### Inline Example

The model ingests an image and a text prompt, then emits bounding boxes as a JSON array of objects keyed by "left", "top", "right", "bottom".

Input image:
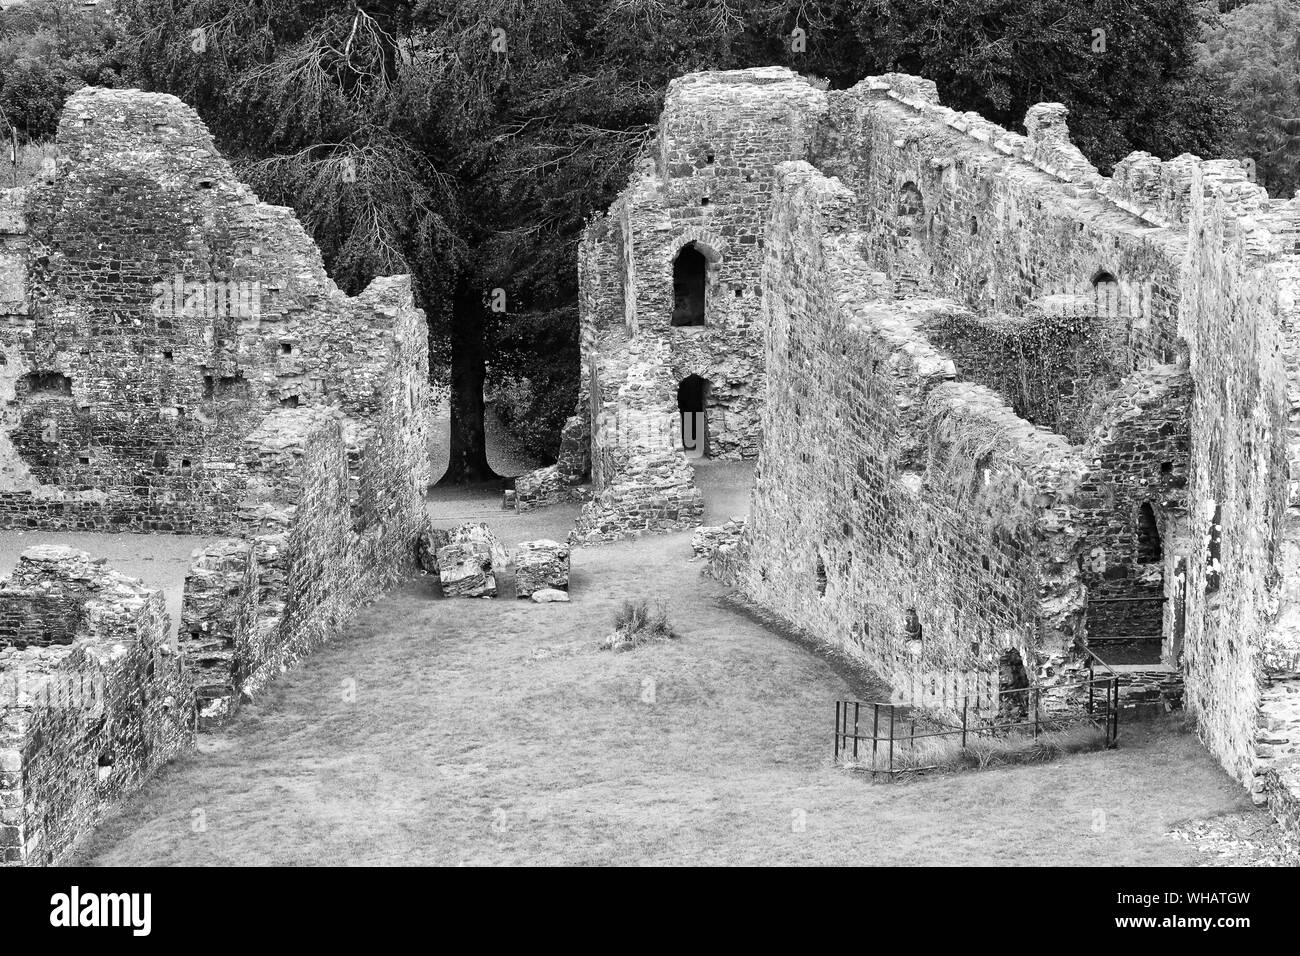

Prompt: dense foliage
[
  {"left": 0, "top": 0, "right": 123, "bottom": 140},
  {"left": 1197, "top": 0, "right": 1300, "bottom": 197}
]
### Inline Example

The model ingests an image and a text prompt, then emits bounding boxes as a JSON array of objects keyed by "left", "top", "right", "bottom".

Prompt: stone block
[
  {"left": 515, "top": 540, "right": 571, "bottom": 597},
  {"left": 448, "top": 522, "right": 510, "bottom": 568},
  {"left": 437, "top": 542, "right": 498, "bottom": 598}
]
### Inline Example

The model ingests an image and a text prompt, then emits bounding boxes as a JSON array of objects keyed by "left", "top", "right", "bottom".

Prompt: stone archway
[{"left": 671, "top": 244, "right": 708, "bottom": 326}]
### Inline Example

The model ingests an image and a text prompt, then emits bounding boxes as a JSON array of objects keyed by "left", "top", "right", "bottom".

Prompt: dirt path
[{"left": 68, "top": 488, "right": 1261, "bottom": 865}]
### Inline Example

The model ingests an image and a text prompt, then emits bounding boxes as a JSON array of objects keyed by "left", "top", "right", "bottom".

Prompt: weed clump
[{"left": 601, "top": 599, "right": 678, "bottom": 651}]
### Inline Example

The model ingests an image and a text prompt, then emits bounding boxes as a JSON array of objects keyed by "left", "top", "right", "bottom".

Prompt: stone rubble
[{"left": 514, "top": 539, "right": 571, "bottom": 598}]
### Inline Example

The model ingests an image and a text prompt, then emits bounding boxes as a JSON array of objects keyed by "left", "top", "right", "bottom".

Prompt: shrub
[{"left": 601, "top": 599, "right": 678, "bottom": 651}]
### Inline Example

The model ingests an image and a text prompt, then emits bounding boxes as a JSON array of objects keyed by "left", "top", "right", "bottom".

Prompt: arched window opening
[
  {"left": 671, "top": 243, "right": 707, "bottom": 326},
  {"left": 814, "top": 555, "right": 827, "bottom": 596},
  {"left": 1137, "top": 502, "right": 1162, "bottom": 563},
  {"left": 1091, "top": 270, "right": 1120, "bottom": 317},
  {"left": 677, "top": 374, "right": 709, "bottom": 458}
]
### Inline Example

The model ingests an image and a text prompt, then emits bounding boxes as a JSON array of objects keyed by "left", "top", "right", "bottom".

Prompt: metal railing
[{"left": 834, "top": 672, "right": 1119, "bottom": 777}]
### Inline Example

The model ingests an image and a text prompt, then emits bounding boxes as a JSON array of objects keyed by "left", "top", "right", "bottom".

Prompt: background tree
[
  {"left": 0, "top": 0, "right": 123, "bottom": 142},
  {"left": 1196, "top": 0, "right": 1300, "bottom": 197},
  {"left": 853, "top": 0, "right": 1240, "bottom": 174}
]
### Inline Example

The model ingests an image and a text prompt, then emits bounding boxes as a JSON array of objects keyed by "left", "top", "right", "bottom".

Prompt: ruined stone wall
[
  {"left": 180, "top": 404, "right": 425, "bottom": 726},
  {"left": 732, "top": 162, "right": 1086, "bottom": 694},
  {"left": 797, "top": 75, "right": 1206, "bottom": 664},
  {"left": 919, "top": 306, "right": 1127, "bottom": 443},
  {"left": 0, "top": 547, "right": 194, "bottom": 865},
  {"left": 813, "top": 80, "right": 1186, "bottom": 371},
  {"left": 623, "top": 67, "right": 828, "bottom": 459},
  {"left": 563, "top": 68, "right": 829, "bottom": 541},
  {"left": 0, "top": 87, "right": 432, "bottom": 731},
  {"left": 0, "top": 88, "right": 432, "bottom": 536},
  {"left": 1177, "top": 165, "right": 1300, "bottom": 800}
]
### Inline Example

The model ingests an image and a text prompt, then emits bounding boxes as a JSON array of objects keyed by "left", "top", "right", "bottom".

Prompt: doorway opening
[{"left": 677, "top": 375, "right": 709, "bottom": 458}]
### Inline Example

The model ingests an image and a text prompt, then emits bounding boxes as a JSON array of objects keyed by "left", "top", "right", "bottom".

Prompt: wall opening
[
  {"left": 898, "top": 182, "right": 924, "bottom": 219},
  {"left": 203, "top": 373, "right": 250, "bottom": 401},
  {"left": 671, "top": 243, "right": 707, "bottom": 326},
  {"left": 814, "top": 555, "right": 827, "bottom": 596},
  {"left": 1136, "top": 502, "right": 1162, "bottom": 563},
  {"left": 1091, "top": 270, "right": 1120, "bottom": 316},
  {"left": 998, "top": 648, "right": 1030, "bottom": 719},
  {"left": 22, "top": 372, "right": 73, "bottom": 397},
  {"left": 1205, "top": 502, "right": 1222, "bottom": 594},
  {"left": 904, "top": 607, "right": 922, "bottom": 645},
  {"left": 677, "top": 374, "right": 709, "bottom": 458}
]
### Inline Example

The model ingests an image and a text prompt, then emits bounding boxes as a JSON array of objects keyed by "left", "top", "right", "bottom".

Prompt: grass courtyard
[{"left": 66, "top": 493, "right": 1266, "bottom": 866}]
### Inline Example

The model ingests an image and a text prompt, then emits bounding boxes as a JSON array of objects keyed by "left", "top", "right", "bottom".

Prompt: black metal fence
[{"left": 834, "top": 667, "right": 1120, "bottom": 776}]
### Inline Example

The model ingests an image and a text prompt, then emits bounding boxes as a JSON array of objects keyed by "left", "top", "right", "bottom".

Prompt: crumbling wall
[
  {"left": 179, "top": 405, "right": 423, "bottom": 726},
  {"left": 570, "top": 337, "right": 703, "bottom": 544},
  {"left": 919, "top": 306, "right": 1127, "bottom": 443},
  {"left": 1178, "top": 163, "right": 1300, "bottom": 805},
  {"left": 0, "top": 89, "right": 431, "bottom": 728},
  {"left": 0, "top": 547, "right": 194, "bottom": 865},
  {"left": 558, "top": 68, "right": 829, "bottom": 540},
  {"left": 733, "top": 162, "right": 1086, "bottom": 696},
  {"left": 0, "top": 88, "right": 432, "bottom": 536},
  {"left": 814, "top": 81, "right": 1186, "bottom": 370}
]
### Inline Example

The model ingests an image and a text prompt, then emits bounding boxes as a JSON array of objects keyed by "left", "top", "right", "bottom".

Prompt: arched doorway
[
  {"left": 1091, "top": 270, "right": 1120, "bottom": 317},
  {"left": 671, "top": 244, "right": 707, "bottom": 326},
  {"left": 677, "top": 375, "right": 709, "bottom": 458}
]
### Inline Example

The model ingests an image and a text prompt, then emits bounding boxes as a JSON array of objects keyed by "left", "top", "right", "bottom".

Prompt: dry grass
[
  {"left": 62, "top": 477, "right": 1261, "bottom": 866},
  {"left": 840, "top": 723, "right": 1107, "bottom": 776}
]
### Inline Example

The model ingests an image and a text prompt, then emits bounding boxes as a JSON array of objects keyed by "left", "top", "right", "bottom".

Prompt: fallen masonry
[
  {"left": 436, "top": 541, "right": 498, "bottom": 598},
  {"left": 514, "top": 540, "right": 571, "bottom": 597}
]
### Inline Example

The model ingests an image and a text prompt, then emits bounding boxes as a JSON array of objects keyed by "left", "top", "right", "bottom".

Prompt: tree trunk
[{"left": 441, "top": 284, "right": 496, "bottom": 484}]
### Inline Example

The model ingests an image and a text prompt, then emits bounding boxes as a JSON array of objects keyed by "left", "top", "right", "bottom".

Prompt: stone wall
[
  {"left": 0, "top": 87, "right": 432, "bottom": 537},
  {"left": 179, "top": 405, "right": 426, "bottom": 726},
  {"left": 919, "top": 305, "right": 1127, "bottom": 443},
  {"left": 813, "top": 82, "right": 1186, "bottom": 371},
  {"left": 1177, "top": 161, "right": 1300, "bottom": 806},
  {"left": 0, "top": 546, "right": 194, "bottom": 865},
  {"left": 670, "top": 68, "right": 1294, "bottom": 828},
  {"left": 0, "top": 88, "right": 433, "bottom": 730},
  {"left": 562, "top": 68, "right": 828, "bottom": 542},
  {"left": 729, "top": 162, "right": 1087, "bottom": 697}
]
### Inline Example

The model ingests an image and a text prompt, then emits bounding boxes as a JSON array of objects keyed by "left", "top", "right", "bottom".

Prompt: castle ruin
[
  {"left": 550, "top": 67, "right": 1300, "bottom": 838},
  {"left": 0, "top": 88, "right": 432, "bottom": 863},
  {"left": 3, "top": 65, "right": 1300, "bottom": 863}
]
